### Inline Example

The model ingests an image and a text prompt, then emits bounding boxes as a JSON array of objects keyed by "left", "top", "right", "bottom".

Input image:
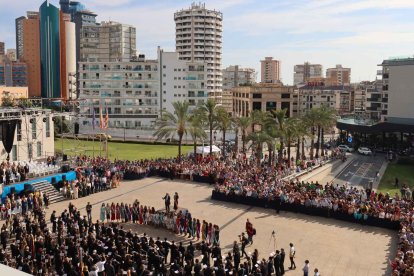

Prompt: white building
[
  {"left": 174, "top": 2, "right": 223, "bottom": 103},
  {"left": 78, "top": 48, "right": 210, "bottom": 138},
  {"left": 222, "top": 65, "right": 256, "bottom": 90},
  {"left": 0, "top": 108, "right": 54, "bottom": 161},
  {"left": 159, "top": 49, "right": 209, "bottom": 113}
]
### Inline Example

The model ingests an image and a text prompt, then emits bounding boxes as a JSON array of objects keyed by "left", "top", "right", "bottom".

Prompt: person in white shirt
[
  {"left": 289, "top": 243, "right": 296, "bottom": 269},
  {"left": 314, "top": 268, "right": 320, "bottom": 276}
]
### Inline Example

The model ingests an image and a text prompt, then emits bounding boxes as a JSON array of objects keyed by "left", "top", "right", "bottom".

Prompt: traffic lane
[{"left": 334, "top": 153, "right": 385, "bottom": 187}]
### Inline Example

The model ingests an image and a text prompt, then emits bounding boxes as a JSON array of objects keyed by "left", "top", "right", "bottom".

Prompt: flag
[
  {"left": 99, "top": 107, "right": 104, "bottom": 129},
  {"left": 105, "top": 107, "right": 109, "bottom": 129},
  {"left": 92, "top": 108, "right": 96, "bottom": 130}
]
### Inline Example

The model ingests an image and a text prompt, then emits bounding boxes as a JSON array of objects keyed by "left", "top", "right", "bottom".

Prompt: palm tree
[
  {"left": 284, "top": 117, "right": 300, "bottom": 165},
  {"left": 153, "top": 101, "right": 191, "bottom": 161},
  {"left": 215, "top": 107, "right": 233, "bottom": 158},
  {"left": 247, "top": 130, "right": 273, "bottom": 166},
  {"left": 319, "top": 106, "right": 337, "bottom": 157},
  {"left": 235, "top": 116, "right": 251, "bottom": 153},
  {"left": 188, "top": 111, "right": 207, "bottom": 159},
  {"left": 266, "top": 109, "right": 287, "bottom": 162},
  {"left": 199, "top": 99, "right": 218, "bottom": 155},
  {"left": 304, "top": 108, "right": 319, "bottom": 160},
  {"left": 251, "top": 109, "right": 266, "bottom": 132}
]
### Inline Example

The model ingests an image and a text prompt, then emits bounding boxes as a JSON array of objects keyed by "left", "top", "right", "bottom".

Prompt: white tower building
[{"left": 174, "top": 2, "right": 223, "bottom": 103}]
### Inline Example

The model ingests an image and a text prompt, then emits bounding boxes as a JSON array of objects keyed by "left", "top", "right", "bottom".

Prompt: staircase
[{"left": 31, "top": 180, "right": 66, "bottom": 204}]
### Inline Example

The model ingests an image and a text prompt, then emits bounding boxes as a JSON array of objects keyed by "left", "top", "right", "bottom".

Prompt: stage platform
[{"left": 0, "top": 171, "right": 76, "bottom": 200}]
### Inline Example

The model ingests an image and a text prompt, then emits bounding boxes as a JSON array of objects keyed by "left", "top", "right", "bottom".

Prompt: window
[
  {"left": 253, "top": 93, "right": 262, "bottom": 99},
  {"left": 37, "top": 141, "right": 42, "bottom": 157},
  {"left": 12, "top": 145, "right": 17, "bottom": 161},
  {"left": 32, "top": 120, "right": 36, "bottom": 139},
  {"left": 163, "top": 65, "right": 166, "bottom": 69},
  {"left": 28, "top": 143, "right": 33, "bottom": 159},
  {"left": 17, "top": 123, "right": 22, "bottom": 141},
  {"left": 253, "top": 102, "right": 262, "bottom": 110},
  {"left": 45, "top": 117, "right": 50, "bottom": 137},
  {"left": 281, "top": 93, "right": 290, "bottom": 99},
  {"left": 266, "top": 101, "right": 276, "bottom": 111}
]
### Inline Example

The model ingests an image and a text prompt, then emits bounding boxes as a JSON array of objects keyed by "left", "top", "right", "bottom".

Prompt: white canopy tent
[{"left": 195, "top": 145, "right": 221, "bottom": 154}]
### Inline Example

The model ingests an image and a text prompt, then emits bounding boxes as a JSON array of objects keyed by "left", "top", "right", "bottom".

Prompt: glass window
[
  {"left": 45, "top": 117, "right": 50, "bottom": 137},
  {"left": 32, "top": 120, "right": 36, "bottom": 139},
  {"left": 17, "top": 123, "right": 22, "bottom": 141},
  {"left": 28, "top": 143, "right": 33, "bottom": 159},
  {"left": 37, "top": 141, "right": 42, "bottom": 157}
]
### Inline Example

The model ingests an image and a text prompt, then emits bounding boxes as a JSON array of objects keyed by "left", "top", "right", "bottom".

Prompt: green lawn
[
  {"left": 55, "top": 138, "right": 192, "bottom": 160},
  {"left": 378, "top": 163, "right": 414, "bottom": 195}
]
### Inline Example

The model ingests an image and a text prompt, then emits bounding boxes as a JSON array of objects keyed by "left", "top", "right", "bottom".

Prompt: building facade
[
  {"left": 260, "top": 57, "right": 280, "bottom": 83},
  {"left": 222, "top": 65, "right": 255, "bottom": 90},
  {"left": 0, "top": 42, "right": 4, "bottom": 56},
  {"left": 293, "top": 62, "right": 323, "bottom": 86},
  {"left": 326, "top": 64, "right": 351, "bottom": 86},
  {"left": 15, "top": 16, "right": 25, "bottom": 60},
  {"left": 232, "top": 84, "right": 295, "bottom": 118},
  {"left": 296, "top": 85, "right": 353, "bottom": 115},
  {"left": 80, "top": 21, "right": 137, "bottom": 63},
  {"left": 0, "top": 56, "right": 28, "bottom": 87},
  {"left": 0, "top": 108, "right": 54, "bottom": 161},
  {"left": 174, "top": 3, "right": 223, "bottom": 103},
  {"left": 21, "top": 11, "right": 41, "bottom": 98}
]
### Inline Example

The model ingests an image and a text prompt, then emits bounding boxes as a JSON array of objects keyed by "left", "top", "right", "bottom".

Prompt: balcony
[{"left": 382, "top": 97, "right": 388, "bottom": 103}]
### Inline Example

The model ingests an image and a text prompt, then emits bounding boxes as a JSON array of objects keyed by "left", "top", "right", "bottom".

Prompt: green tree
[
  {"left": 1, "top": 95, "right": 15, "bottom": 107},
  {"left": 215, "top": 107, "right": 234, "bottom": 158},
  {"left": 304, "top": 108, "right": 320, "bottom": 160},
  {"left": 318, "top": 106, "right": 337, "bottom": 157},
  {"left": 265, "top": 109, "right": 288, "bottom": 162},
  {"left": 247, "top": 130, "right": 273, "bottom": 166},
  {"left": 153, "top": 101, "right": 191, "bottom": 161}
]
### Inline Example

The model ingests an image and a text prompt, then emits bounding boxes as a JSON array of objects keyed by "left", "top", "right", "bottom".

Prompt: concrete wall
[{"left": 388, "top": 65, "right": 414, "bottom": 124}]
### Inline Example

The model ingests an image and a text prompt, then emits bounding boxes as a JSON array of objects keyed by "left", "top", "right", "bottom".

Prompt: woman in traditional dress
[
  {"left": 106, "top": 203, "right": 111, "bottom": 221},
  {"left": 115, "top": 203, "right": 121, "bottom": 222},
  {"left": 110, "top": 203, "right": 116, "bottom": 221},
  {"left": 100, "top": 203, "right": 106, "bottom": 222}
]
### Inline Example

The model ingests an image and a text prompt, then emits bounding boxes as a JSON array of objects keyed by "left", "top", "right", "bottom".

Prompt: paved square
[{"left": 43, "top": 177, "right": 396, "bottom": 276}]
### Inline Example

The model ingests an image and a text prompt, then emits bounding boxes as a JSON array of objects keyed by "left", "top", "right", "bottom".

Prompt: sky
[{"left": 1, "top": 0, "right": 414, "bottom": 84}]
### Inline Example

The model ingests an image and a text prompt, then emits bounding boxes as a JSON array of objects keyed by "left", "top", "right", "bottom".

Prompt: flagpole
[{"left": 105, "top": 106, "right": 109, "bottom": 159}]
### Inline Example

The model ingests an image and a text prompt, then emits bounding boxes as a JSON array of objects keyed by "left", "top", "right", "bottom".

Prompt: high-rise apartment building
[
  {"left": 15, "top": 16, "right": 25, "bottom": 59},
  {"left": 21, "top": 11, "right": 41, "bottom": 97},
  {"left": 59, "top": 0, "right": 85, "bottom": 21},
  {"left": 80, "top": 21, "right": 136, "bottom": 62},
  {"left": 222, "top": 65, "right": 256, "bottom": 90},
  {"left": 293, "top": 62, "right": 323, "bottom": 86},
  {"left": 0, "top": 42, "right": 4, "bottom": 56},
  {"left": 260, "top": 57, "right": 280, "bottom": 83},
  {"left": 74, "top": 9, "right": 97, "bottom": 67},
  {"left": 326, "top": 64, "right": 351, "bottom": 86},
  {"left": 174, "top": 3, "right": 223, "bottom": 102}
]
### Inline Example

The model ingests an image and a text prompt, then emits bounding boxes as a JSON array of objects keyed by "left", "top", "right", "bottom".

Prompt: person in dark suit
[
  {"left": 163, "top": 193, "right": 171, "bottom": 213},
  {"left": 274, "top": 250, "right": 282, "bottom": 276},
  {"left": 280, "top": 248, "right": 286, "bottom": 274}
]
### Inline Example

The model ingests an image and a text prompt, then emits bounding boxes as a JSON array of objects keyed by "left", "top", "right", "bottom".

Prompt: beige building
[
  {"left": 0, "top": 108, "right": 54, "bottom": 161},
  {"left": 222, "top": 65, "right": 255, "bottom": 90},
  {"left": 296, "top": 85, "right": 353, "bottom": 115},
  {"left": 294, "top": 62, "right": 323, "bottom": 86},
  {"left": 0, "top": 86, "right": 28, "bottom": 105},
  {"left": 221, "top": 90, "right": 233, "bottom": 115},
  {"left": 232, "top": 83, "right": 295, "bottom": 117},
  {"left": 260, "top": 57, "right": 280, "bottom": 84},
  {"left": 326, "top": 64, "right": 351, "bottom": 86}
]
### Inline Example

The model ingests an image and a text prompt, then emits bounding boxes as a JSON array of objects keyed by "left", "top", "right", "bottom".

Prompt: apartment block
[
  {"left": 293, "top": 62, "right": 323, "bottom": 86},
  {"left": 326, "top": 64, "right": 351, "bottom": 86},
  {"left": 222, "top": 65, "right": 256, "bottom": 90},
  {"left": 260, "top": 57, "right": 280, "bottom": 84}
]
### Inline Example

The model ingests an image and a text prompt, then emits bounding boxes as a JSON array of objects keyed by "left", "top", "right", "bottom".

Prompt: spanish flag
[
  {"left": 105, "top": 107, "right": 109, "bottom": 129},
  {"left": 99, "top": 107, "right": 104, "bottom": 129}
]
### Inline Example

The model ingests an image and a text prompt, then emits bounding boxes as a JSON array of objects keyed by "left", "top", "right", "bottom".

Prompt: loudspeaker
[
  {"left": 51, "top": 177, "right": 56, "bottom": 185},
  {"left": 63, "top": 154, "right": 68, "bottom": 161}
]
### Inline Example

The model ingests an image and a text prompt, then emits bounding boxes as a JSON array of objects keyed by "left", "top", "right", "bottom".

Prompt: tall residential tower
[{"left": 174, "top": 3, "right": 223, "bottom": 102}]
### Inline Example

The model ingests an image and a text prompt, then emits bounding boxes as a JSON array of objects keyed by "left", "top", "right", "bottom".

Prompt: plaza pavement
[{"left": 42, "top": 177, "right": 396, "bottom": 276}]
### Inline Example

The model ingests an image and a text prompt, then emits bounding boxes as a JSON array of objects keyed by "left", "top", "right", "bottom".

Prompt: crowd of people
[{"left": 0, "top": 161, "right": 29, "bottom": 185}]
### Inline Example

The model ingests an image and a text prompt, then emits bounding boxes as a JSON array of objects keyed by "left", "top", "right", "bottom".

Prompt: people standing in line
[
  {"left": 245, "top": 219, "right": 254, "bottom": 245},
  {"left": 174, "top": 192, "right": 179, "bottom": 211},
  {"left": 303, "top": 260, "right": 310, "bottom": 276},
  {"left": 86, "top": 202, "right": 92, "bottom": 224},
  {"left": 289, "top": 243, "right": 296, "bottom": 269},
  {"left": 163, "top": 193, "right": 171, "bottom": 213}
]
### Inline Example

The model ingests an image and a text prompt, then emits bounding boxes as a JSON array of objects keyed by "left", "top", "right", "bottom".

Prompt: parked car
[
  {"left": 358, "top": 147, "right": 372, "bottom": 155},
  {"left": 337, "top": 145, "right": 354, "bottom": 152}
]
